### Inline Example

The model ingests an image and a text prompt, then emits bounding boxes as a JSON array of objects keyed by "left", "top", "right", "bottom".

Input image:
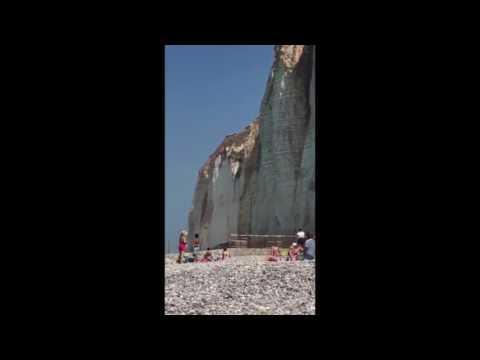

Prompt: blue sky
[{"left": 165, "top": 45, "right": 274, "bottom": 253}]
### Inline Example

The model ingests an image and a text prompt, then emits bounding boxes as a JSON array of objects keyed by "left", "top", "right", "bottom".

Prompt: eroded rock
[{"left": 188, "top": 45, "right": 315, "bottom": 248}]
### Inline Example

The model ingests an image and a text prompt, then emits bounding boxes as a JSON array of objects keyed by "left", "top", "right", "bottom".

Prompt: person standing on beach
[
  {"left": 192, "top": 233, "right": 201, "bottom": 262},
  {"left": 177, "top": 230, "right": 188, "bottom": 264}
]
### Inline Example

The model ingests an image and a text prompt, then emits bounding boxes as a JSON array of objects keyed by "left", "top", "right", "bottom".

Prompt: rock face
[{"left": 188, "top": 45, "right": 315, "bottom": 248}]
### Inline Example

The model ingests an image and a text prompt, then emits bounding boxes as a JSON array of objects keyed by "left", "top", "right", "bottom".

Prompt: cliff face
[{"left": 188, "top": 45, "right": 315, "bottom": 248}]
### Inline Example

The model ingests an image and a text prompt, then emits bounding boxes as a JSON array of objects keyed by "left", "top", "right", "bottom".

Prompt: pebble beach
[{"left": 165, "top": 255, "right": 316, "bottom": 315}]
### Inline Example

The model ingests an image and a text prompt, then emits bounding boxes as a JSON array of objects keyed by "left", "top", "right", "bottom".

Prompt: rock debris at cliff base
[{"left": 165, "top": 256, "right": 315, "bottom": 315}]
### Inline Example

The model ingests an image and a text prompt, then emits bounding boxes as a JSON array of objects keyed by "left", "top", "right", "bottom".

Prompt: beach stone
[{"left": 165, "top": 255, "right": 315, "bottom": 315}]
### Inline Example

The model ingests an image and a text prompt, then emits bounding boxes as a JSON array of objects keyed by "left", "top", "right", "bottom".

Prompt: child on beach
[
  {"left": 192, "top": 233, "right": 201, "bottom": 262},
  {"left": 177, "top": 230, "right": 188, "bottom": 264}
]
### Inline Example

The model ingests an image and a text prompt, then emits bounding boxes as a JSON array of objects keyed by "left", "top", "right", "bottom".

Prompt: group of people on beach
[
  {"left": 266, "top": 228, "right": 316, "bottom": 262},
  {"left": 177, "top": 231, "right": 230, "bottom": 264},
  {"left": 176, "top": 228, "right": 315, "bottom": 264}
]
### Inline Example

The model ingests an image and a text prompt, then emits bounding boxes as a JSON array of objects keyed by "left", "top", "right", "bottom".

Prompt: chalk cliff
[{"left": 188, "top": 45, "right": 315, "bottom": 248}]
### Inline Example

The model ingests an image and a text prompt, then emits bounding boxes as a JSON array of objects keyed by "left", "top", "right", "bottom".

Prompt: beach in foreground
[{"left": 165, "top": 255, "right": 315, "bottom": 315}]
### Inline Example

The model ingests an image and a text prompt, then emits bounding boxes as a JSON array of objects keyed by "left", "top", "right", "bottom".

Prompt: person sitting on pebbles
[
  {"left": 292, "top": 242, "right": 304, "bottom": 261},
  {"left": 296, "top": 243, "right": 305, "bottom": 261},
  {"left": 201, "top": 247, "right": 213, "bottom": 262},
  {"left": 288, "top": 242, "right": 298, "bottom": 261},
  {"left": 303, "top": 232, "right": 315, "bottom": 260},
  {"left": 267, "top": 246, "right": 281, "bottom": 261}
]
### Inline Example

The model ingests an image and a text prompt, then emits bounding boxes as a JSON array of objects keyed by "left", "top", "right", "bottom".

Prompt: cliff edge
[{"left": 188, "top": 45, "right": 315, "bottom": 248}]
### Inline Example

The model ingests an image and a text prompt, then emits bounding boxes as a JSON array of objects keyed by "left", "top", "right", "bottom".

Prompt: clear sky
[{"left": 165, "top": 45, "right": 274, "bottom": 253}]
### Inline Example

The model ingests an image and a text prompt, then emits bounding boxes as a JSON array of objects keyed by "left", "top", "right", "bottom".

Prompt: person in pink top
[{"left": 177, "top": 230, "right": 188, "bottom": 264}]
